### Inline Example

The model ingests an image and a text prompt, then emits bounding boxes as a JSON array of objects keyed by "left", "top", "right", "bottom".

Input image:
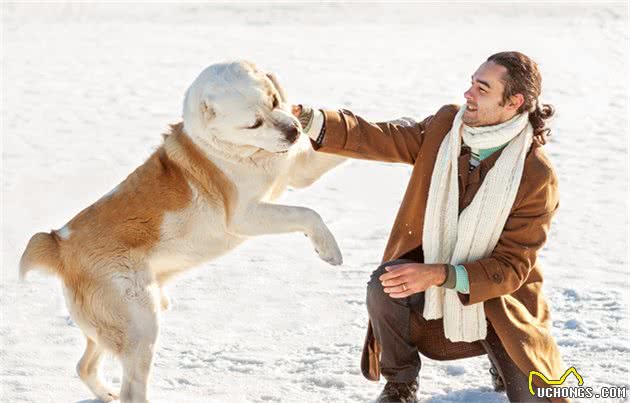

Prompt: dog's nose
[{"left": 284, "top": 125, "right": 299, "bottom": 144}]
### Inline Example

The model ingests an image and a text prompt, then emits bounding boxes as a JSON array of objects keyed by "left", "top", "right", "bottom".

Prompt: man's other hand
[{"left": 379, "top": 263, "right": 448, "bottom": 298}]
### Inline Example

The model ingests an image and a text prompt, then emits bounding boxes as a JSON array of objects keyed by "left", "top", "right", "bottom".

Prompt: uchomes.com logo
[{"left": 529, "top": 367, "right": 628, "bottom": 400}]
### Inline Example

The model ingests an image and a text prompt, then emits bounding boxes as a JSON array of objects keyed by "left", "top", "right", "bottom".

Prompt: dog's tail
[{"left": 19, "top": 231, "right": 63, "bottom": 281}]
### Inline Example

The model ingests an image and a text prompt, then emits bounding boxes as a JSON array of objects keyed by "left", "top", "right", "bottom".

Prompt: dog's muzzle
[{"left": 282, "top": 124, "right": 300, "bottom": 145}]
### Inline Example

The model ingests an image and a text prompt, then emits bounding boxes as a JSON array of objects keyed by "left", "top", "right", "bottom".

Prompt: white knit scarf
[{"left": 422, "top": 106, "right": 533, "bottom": 342}]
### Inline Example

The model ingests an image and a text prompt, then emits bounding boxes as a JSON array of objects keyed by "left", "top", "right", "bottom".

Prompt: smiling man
[{"left": 294, "top": 51, "right": 567, "bottom": 403}]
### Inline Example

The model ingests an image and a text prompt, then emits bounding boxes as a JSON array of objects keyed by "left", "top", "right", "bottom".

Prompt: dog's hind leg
[
  {"left": 118, "top": 282, "right": 160, "bottom": 403},
  {"left": 77, "top": 336, "right": 119, "bottom": 402},
  {"left": 119, "top": 314, "right": 159, "bottom": 403}
]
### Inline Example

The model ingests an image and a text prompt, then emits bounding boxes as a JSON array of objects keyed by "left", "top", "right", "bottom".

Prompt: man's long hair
[{"left": 487, "top": 51, "right": 554, "bottom": 145}]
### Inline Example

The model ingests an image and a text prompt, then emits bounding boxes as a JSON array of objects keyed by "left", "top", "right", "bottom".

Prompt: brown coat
[{"left": 313, "top": 104, "right": 567, "bottom": 399}]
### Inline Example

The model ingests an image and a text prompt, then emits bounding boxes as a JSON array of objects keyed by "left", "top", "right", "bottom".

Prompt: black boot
[
  {"left": 376, "top": 379, "right": 419, "bottom": 403},
  {"left": 489, "top": 362, "right": 505, "bottom": 392}
]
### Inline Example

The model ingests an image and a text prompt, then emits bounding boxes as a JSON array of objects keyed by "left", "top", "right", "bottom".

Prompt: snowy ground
[{"left": 1, "top": 2, "right": 629, "bottom": 402}]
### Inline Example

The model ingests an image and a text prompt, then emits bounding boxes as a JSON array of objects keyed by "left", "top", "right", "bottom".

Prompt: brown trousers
[{"left": 366, "top": 260, "right": 549, "bottom": 402}]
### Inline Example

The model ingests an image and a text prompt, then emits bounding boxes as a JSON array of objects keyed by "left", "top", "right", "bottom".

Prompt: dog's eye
[
  {"left": 272, "top": 95, "right": 279, "bottom": 109},
  {"left": 247, "top": 117, "right": 264, "bottom": 129}
]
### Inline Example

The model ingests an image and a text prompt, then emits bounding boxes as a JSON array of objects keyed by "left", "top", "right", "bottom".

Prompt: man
[{"left": 293, "top": 52, "right": 567, "bottom": 403}]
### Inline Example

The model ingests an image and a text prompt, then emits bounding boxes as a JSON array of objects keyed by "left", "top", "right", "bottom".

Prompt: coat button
[{"left": 492, "top": 273, "right": 502, "bottom": 283}]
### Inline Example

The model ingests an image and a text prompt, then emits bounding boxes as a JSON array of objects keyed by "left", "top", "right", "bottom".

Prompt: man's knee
[
  {"left": 366, "top": 259, "right": 417, "bottom": 315},
  {"left": 366, "top": 265, "right": 387, "bottom": 312}
]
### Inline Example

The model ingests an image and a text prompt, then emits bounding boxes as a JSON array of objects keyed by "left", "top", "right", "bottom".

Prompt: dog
[{"left": 19, "top": 61, "right": 345, "bottom": 403}]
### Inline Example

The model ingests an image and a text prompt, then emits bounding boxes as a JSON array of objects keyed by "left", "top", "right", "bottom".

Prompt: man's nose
[{"left": 464, "top": 88, "right": 474, "bottom": 102}]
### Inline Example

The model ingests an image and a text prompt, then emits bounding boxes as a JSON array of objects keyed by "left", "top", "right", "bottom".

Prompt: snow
[{"left": 1, "top": 2, "right": 628, "bottom": 402}]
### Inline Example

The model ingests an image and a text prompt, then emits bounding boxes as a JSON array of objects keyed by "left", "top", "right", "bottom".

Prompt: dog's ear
[
  {"left": 200, "top": 99, "right": 216, "bottom": 122},
  {"left": 266, "top": 73, "right": 287, "bottom": 103}
]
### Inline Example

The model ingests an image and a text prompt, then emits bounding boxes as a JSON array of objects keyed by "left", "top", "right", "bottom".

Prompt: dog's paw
[
  {"left": 318, "top": 247, "right": 343, "bottom": 266},
  {"left": 96, "top": 389, "right": 119, "bottom": 402},
  {"left": 309, "top": 226, "right": 343, "bottom": 266}
]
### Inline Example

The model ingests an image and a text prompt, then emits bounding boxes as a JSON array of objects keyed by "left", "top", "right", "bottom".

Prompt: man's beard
[
  {"left": 463, "top": 111, "right": 504, "bottom": 128},
  {"left": 462, "top": 113, "right": 481, "bottom": 127}
]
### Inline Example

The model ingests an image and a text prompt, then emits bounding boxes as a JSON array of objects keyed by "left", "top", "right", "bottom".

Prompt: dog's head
[{"left": 183, "top": 61, "right": 301, "bottom": 154}]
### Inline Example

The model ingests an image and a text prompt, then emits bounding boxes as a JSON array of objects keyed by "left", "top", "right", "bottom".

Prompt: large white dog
[{"left": 20, "top": 61, "right": 344, "bottom": 403}]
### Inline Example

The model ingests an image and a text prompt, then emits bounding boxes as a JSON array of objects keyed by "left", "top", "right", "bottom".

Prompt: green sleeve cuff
[{"left": 454, "top": 264, "right": 470, "bottom": 294}]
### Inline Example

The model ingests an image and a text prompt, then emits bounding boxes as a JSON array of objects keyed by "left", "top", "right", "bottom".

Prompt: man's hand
[
  {"left": 291, "top": 104, "right": 302, "bottom": 118},
  {"left": 379, "top": 263, "right": 447, "bottom": 298}
]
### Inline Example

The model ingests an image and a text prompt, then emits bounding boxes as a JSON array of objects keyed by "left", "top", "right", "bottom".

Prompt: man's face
[{"left": 463, "top": 61, "right": 519, "bottom": 127}]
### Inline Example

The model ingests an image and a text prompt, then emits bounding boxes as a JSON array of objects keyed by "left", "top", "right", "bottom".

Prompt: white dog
[{"left": 20, "top": 61, "right": 344, "bottom": 403}]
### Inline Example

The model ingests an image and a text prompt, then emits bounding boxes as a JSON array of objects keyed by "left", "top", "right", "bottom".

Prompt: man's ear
[
  {"left": 507, "top": 93, "right": 525, "bottom": 111},
  {"left": 200, "top": 99, "right": 216, "bottom": 122}
]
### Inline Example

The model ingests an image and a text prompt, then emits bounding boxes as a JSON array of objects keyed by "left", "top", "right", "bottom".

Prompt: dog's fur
[{"left": 20, "top": 61, "right": 344, "bottom": 403}]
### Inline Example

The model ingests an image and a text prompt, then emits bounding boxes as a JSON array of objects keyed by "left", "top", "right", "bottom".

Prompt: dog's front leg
[
  {"left": 229, "top": 203, "right": 342, "bottom": 265},
  {"left": 289, "top": 139, "right": 346, "bottom": 188}
]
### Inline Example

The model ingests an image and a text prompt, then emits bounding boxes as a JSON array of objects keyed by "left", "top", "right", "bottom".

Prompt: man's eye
[
  {"left": 479, "top": 88, "right": 486, "bottom": 93},
  {"left": 248, "top": 117, "right": 263, "bottom": 129},
  {"left": 272, "top": 95, "right": 279, "bottom": 109}
]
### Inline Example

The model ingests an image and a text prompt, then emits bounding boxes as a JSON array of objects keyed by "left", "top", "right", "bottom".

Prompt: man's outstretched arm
[{"left": 295, "top": 105, "right": 436, "bottom": 165}]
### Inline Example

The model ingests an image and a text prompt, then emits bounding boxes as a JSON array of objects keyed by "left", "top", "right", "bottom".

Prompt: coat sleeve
[
  {"left": 457, "top": 155, "right": 560, "bottom": 306},
  {"left": 310, "top": 108, "right": 437, "bottom": 165}
]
